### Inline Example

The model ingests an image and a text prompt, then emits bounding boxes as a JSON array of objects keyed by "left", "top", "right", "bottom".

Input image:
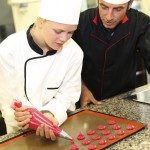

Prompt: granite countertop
[{"left": 1, "top": 84, "right": 150, "bottom": 150}]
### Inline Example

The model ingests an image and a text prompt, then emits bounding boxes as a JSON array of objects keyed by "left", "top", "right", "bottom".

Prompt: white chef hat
[
  {"left": 38, "top": 0, "right": 82, "bottom": 25},
  {"left": 103, "top": 0, "right": 130, "bottom": 4}
]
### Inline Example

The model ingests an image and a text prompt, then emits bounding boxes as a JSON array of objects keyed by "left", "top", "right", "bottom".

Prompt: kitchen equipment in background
[
  {"left": 124, "top": 88, "right": 150, "bottom": 104},
  {"left": 135, "top": 53, "right": 147, "bottom": 87},
  {"left": 8, "top": 0, "right": 41, "bottom": 32},
  {"left": 0, "top": 0, "right": 15, "bottom": 42}
]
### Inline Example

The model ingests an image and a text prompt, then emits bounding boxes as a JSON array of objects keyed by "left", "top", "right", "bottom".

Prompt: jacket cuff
[{"left": 42, "top": 104, "right": 67, "bottom": 126}]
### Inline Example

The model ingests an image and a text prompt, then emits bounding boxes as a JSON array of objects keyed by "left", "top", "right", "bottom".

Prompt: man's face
[{"left": 98, "top": 0, "right": 131, "bottom": 30}]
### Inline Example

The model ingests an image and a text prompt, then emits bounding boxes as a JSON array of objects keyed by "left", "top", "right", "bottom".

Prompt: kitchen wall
[
  {"left": 8, "top": 0, "right": 41, "bottom": 32},
  {"left": 141, "top": 0, "right": 150, "bottom": 15},
  {"left": 0, "top": 0, "right": 15, "bottom": 42}
]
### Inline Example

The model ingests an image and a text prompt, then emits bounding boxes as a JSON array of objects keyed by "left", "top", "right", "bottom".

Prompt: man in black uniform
[{"left": 73, "top": 0, "right": 150, "bottom": 107}]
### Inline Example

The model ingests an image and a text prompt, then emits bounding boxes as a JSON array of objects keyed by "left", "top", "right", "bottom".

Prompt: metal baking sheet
[{"left": 0, "top": 110, "right": 145, "bottom": 150}]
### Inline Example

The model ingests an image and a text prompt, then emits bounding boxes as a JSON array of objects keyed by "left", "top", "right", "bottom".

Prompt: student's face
[
  {"left": 98, "top": 0, "right": 132, "bottom": 30},
  {"left": 41, "top": 20, "right": 77, "bottom": 50}
]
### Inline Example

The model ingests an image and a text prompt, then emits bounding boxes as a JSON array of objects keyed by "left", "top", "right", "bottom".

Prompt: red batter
[
  {"left": 92, "top": 134, "right": 100, "bottom": 140},
  {"left": 70, "top": 139, "right": 75, "bottom": 144},
  {"left": 126, "top": 125, "right": 135, "bottom": 130},
  {"left": 117, "top": 130, "right": 125, "bottom": 135},
  {"left": 102, "top": 129, "right": 110, "bottom": 135},
  {"left": 87, "top": 129, "right": 95, "bottom": 135},
  {"left": 113, "top": 124, "right": 121, "bottom": 130},
  {"left": 77, "top": 132, "right": 85, "bottom": 140},
  {"left": 98, "top": 125, "right": 106, "bottom": 130},
  {"left": 82, "top": 139, "right": 90, "bottom": 145},
  {"left": 108, "top": 120, "right": 116, "bottom": 125},
  {"left": 98, "top": 139, "right": 107, "bottom": 145},
  {"left": 108, "top": 134, "right": 115, "bottom": 140},
  {"left": 88, "top": 144, "right": 97, "bottom": 150},
  {"left": 70, "top": 144, "right": 79, "bottom": 150}
]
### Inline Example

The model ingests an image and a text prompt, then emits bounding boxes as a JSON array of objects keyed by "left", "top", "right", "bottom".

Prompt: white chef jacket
[{"left": 0, "top": 27, "right": 83, "bottom": 133}]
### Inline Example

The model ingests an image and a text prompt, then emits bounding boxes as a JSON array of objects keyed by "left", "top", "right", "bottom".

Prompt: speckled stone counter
[{"left": 1, "top": 84, "right": 150, "bottom": 150}]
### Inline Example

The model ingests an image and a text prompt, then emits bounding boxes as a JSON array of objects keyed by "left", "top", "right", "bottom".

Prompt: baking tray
[{"left": 0, "top": 110, "right": 145, "bottom": 150}]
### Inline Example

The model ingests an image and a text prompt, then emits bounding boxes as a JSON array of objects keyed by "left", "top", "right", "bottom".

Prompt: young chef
[
  {"left": 0, "top": 0, "right": 83, "bottom": 141},
  {"left": 73, "top": 0, "right": 150, "bottom": 107}
]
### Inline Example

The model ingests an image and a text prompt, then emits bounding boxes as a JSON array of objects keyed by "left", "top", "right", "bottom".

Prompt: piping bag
[{"left": 12, "top": 100, "right": 72, "bottom": 140}]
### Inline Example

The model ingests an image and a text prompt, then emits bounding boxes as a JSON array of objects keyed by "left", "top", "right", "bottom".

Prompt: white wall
[
  {"left": 8, "top": 0, "right": 41, "bottom": 32},
  {"left": 141, "top": 0, "right": 150, "bottom": 15}
]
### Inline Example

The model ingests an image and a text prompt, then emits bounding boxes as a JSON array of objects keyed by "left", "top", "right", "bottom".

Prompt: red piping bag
[{"left": 12, "top": 100, "right": 72, "bottom": 140}]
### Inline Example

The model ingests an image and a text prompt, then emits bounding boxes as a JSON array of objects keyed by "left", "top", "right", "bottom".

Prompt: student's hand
[
  {"left": 81, "top": 82, "right": 101, "bottom": 107},
  {"left": 14, "top": 106, "right": 32, "bottom": 130},
  {"left": 36, "top": 111, "right": 59, "bottom": 141}
]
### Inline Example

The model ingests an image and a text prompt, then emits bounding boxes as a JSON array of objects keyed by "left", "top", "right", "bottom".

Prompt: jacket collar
[
  {"left": 93, "top": 9, "right": 129, "bottom": 26},
  {"left": 26, "top": 24, "right": 57, "bottom": 56},
  {"left": 91, "top": 8, "right": 130, "bottom": 44}
]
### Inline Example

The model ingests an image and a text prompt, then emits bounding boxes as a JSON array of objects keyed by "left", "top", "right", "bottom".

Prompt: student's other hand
[
  {"left": 36, "top": 111, "right": 59, "bottom": 141},
  {"left": 81, "top": 82, "right": 101, "bottom": 107},
  {"left": 14, "top": 106, "right": 32, "bottom": 130}
]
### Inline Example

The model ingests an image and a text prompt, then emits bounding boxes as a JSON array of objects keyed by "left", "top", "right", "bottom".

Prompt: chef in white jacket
[{"left": 0, "top": 0, "right": 83, "bottom": 141}]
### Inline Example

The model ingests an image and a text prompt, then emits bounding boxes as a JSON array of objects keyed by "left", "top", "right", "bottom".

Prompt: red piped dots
[
  {"left": 92, "top": 134, "right": 100, "bottom": 140},
  {"left": 98, "top": 125, "right": 106, "bottom": 130},
  {"left": 108, "top": 120, "right": 116, "bottom": 125},
  {"left": 108, "top": 134, "right": 115, "bottom": 140},
  {"left": 126, "top": 125, "right": 135, "bottom": 130},
  {"left": 113, "top": 124, "right": 121, "bottom": 130},
  {"left": 77, "top": 132, "right": 85, "bottom": 140},
  {"left": 98, "top": 139, "right": 107, "bottom": 145},
  {"left": 70, "top": 144, "right": 79, "bottom": 150},
  {"left": 70, "top": 139, "right": 75, "bottom": 144},
  {"left": 88, "top": 144, "right": 97, "bottom": 150},
  {"left": 87, "top": 129, "right": 95, "bottom": 135},
  {"left": 101, "top": 129, "right": 110, "bottom": 135},
  {"left": 82, "top": 139, "right": 91, "bottom": 145},
  {"left": 117, "top": 130, "right": 125, "bottom": 135}
]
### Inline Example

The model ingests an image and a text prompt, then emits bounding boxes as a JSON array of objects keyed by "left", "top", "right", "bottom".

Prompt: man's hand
[
  {"left": 36, "top": 111, "right": 59, "bottom": 141},
  {"left": 80, "top": 82, "right": 101, "bottom": 107}
]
